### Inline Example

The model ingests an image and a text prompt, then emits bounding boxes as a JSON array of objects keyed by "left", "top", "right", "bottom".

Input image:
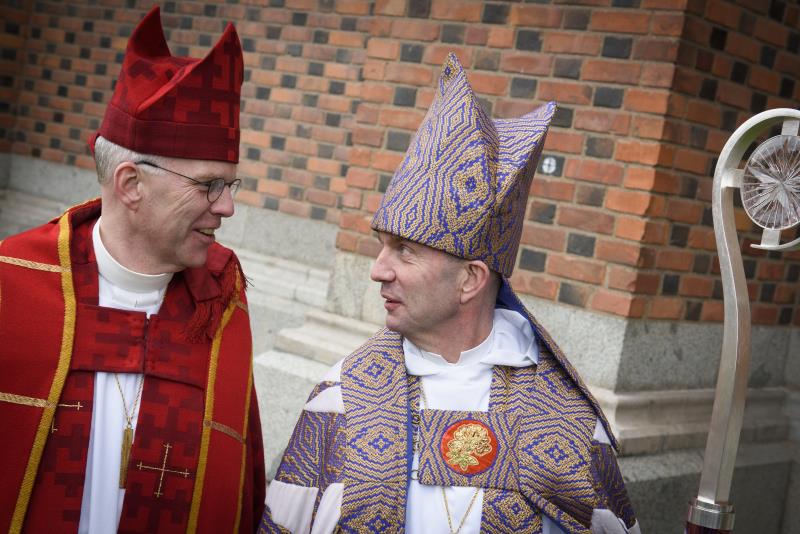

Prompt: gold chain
[
  {"left": 416, "top": 379, "right": 481, "bottom": 534},
  {"left": 114, "top": 373, "right": 144, "bottom": 426}
]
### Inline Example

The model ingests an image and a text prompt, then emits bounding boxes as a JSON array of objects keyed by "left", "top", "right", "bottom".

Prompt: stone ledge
[{"left": 595, "top": 385, "right": 790, "bottom": 455}]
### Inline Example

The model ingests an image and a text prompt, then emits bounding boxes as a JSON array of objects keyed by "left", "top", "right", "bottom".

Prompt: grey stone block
[
  {"left": 9, "top": 154, "right": 99, "bottom": 205},
  {"left": 253, "top": 350, "right": 330, "bottom": 479},
  {"left": 217, "top": 203, "right": 337, "bottom": 270}
]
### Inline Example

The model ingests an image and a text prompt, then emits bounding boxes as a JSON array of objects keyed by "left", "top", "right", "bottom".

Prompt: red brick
[
  {"left": 465, "top": 27, "right": 488, "bottom": 46},
  {"left": 725, "top": 33, "right": 759, "bottom": 63},
  {"left": 337, "top": 0, "right": 372, "bottom": 15},
  {"left": 608, "top": 266, "right": 659, "bottom": 294},
  {"left": 391, "top": 20, "right": 440, "bottom": 41},
  {"left": 564, "top": 159, "right": 624, "bottom": 185},
  {"left": 615, "top": 216, "right": 668, "bottom": 244},
  {"left": 385, "top": 63, "right": 434, "bottom": 86},
  {"left": 648, "top": 296, "right": 684, "bottom": 319},
  {"left": 356, "top": 103, "right": 379, "bottom": 124},
  {"left": 379, "top": 109, "right": 424, "bottom": 130},
  {"left": 656, "top": 250, "right": 694, "bottom": 271},
  {"left": 520, "top": 224, "right": 566, "bottom": 252},
  {"left": 543, "top": 33, "right": 602, "bottom": 55},
  {"left": 371, "top": 151, "right": 404, "bottom": 172},
  {"left": 625, "top": 89, "right": 670, "bottom": 114},
  {"left": 357, "top": 236, "right": 382, "bottom": 257},
  {"left": 605, "top": 189, "right": 662, "bottom": 216},
  {"left": 375, "top": 0, "right": 407, "bottom": 16},
  {"left": 341, "top": 190, "right": 362, "bottom": 208},
  {"left": 547, "top": 254, "right": 605, "bottom": 284},
  {"left": 666, "top": 199, "right": 704, "bottom": 224},
  {"left": 615, "top": 140, "right": 663, "bottom": 165},
  {"left": 633, "top": 39, "right": 680, "bottom": 62},
  {"left": 715, "top": 81, "right": 751, "bottom": 110},
  {"left": 468, "top": 72, "right": 509, "bottom": 96},
  {"left": 630, "top": 116, "right": 666, "bottom": 140},
  {"left": 706, "top": 0, "right": 740, "bottom": 28},
  {"left": 591, "top": 290, "right": 646, "bottom": 318},
  {"left": 366, "top": 39, "right": 399, "bottom": 60},
  {"left": 673, "top": 148, "right": 709, "bottom": 175},
  {"left": 749, "top": 66, "right": 780, "bottom": 94},
  {"left": 499, "top": 53, "right": 552, "bottom": 76},
  {"left": 532, "top": 179, "right": 575, "bottom": 202},
  {"left": 486, "top": 27, "right": 514, "bottom": 48},
  {"left": 361, "top": 83, "right": 393, "bottom": 103},
  {"left": 595, "top": 239, "right": 645, "bottom": 267},
  {"left": 590, "top": 11, "right": 651, "bottom": 34},
  {"left": 754, "top": 17, "right": 789, "bottom": 48},
  {"left": 757, "top": 262, "right": 785, "bottom": 281},
  {"left": 558, "top": 206, "right": 615, "bottom": 235},
  {"left": 545, "top": 131, "right": 585, "bottom": 154},
  {"left": 430, "top": 0, "right": 482, "bottom": 22},
  {"left": 680, "top": 276, "right": 713, "bottom": 297},
  {"left": 509, "top": 5, "right": 562, "bottom": 27},
  {"left": 280, "top": 199, "right": 312, "bottom": 218},
  {"left": 651, "top": 13, "right": 685, "bottom": 36},
  {"left": 700, "top": 301, "right": 724, "bottom": 322},
  {"left": 538, "top": 81, "right": 592, "bottom": 105},
  {"left": 573, "top": 110, "right": 630, "bottom": 135},
  {"left": 582, "top": 60, "right": 641, "bottom": 85},
  {"left": 508, "top": 271, "right": 559, "bottom": 300},
  {"left": 773, "top": 284, "right": 796, "bottom": 304},
  {"left": 424, "top": 45, "right": 473, "bottom": 66},
  {"left": 687, "top": 227, "right": 717, "bottom": 251},
  {"left": 346, "top": 167, "right": 378, "bottom": 189},
  {"left": 336, "top": 230, "right": 360, "bottom": 253},
  {"left": 495, "top": 100, "right": 542, "bottom": 119}
]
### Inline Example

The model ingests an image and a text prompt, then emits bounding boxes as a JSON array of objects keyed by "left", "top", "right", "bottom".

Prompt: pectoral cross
[
  {"left": 50, "top": 401, "right": 84, "bottom": 433},
  {"left": 137, "top": 442, "right": 192, "bottom": 497}
]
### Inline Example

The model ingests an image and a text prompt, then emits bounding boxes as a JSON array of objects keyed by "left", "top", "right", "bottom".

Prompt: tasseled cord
[{"left": 184, "top": 256, "right": 246, "bottom": 343}]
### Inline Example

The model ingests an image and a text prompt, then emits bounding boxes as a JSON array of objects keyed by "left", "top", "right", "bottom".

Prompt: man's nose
[
  {"left": 370, "top": 247, "right": 394, "bottom": 282},
  {"left": 210, "top": 186, "right": 235, "bottom": 217}
]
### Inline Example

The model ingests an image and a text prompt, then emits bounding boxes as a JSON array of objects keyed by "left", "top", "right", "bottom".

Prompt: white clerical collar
[
  {"left": 404, "top": 308, "right": 539, "bottom": 376},
  {"left": 93, "top": 217, "right": 173, "bottom": 294}
]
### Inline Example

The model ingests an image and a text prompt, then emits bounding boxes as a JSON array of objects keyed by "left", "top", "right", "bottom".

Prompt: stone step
[
  {"left": 252, "top": 349, "right": 330, "bottom": 477},
  {"left": 273, "top": 309, "right": 379, "bottom": 366},
  {"left": 0, "top": 189, "right": 67, "bottom": 238}
]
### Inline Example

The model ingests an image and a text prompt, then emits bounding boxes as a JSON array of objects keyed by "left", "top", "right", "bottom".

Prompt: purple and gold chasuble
[{"left": 260, "top": 282, "right": 637, "bottom": 533}]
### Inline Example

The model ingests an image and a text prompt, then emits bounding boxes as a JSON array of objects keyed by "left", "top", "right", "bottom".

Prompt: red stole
[{"left": 0, "top": 200, "right": 265, "bottom": 533}]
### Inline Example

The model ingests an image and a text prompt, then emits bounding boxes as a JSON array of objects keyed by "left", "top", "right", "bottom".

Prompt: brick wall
[{"left": 2, "top": 0, "right": 798, "bottom": 326}]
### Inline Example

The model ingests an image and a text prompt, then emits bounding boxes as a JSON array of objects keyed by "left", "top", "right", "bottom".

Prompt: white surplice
[{"left": 77, "top": 218, "right": 172, "bottom": 534}]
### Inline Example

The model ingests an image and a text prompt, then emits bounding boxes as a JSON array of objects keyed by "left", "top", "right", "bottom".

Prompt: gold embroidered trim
[
  {"left": 235, "top": 299, "right": 248, "bottom": 314},
  {"left": 10, "top": 212, "right": 76, "bottom": 534},
  {"left": 233, "top": 364, "right": 254, "bottom": 534},
  {"left": 187, "top": 272, "right": 241, "bottom": 534},
  {"left": 204, "top": 420, "right": 245, "bottom": 444},
  {"left": 0, "top": 255, "right": 69, "bottom": 272},
  {"left": 0, "top": 392, "right": 55, "bottom": 409}
]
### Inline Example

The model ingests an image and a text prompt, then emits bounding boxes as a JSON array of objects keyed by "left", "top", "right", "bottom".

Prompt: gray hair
[{"left": 93, "top": 136, "right": 166, "bottom": 184}]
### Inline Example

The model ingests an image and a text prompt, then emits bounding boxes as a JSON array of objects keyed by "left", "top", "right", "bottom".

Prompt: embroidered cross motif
[
  {"left": 50, "top": 401, "right": 84, "bottom": 433},
  {"left": 137, "top": 442, "right": 192, "bottom": 497}
]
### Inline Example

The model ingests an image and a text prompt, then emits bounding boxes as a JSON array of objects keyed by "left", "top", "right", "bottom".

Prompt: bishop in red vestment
[{"left": 0, "top": 7, "right": 265, "bottom": 533}]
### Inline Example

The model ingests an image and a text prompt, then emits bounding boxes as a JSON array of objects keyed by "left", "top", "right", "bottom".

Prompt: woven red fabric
[{"left": 92, "top": 6, "right": 243, "bottom": 162}]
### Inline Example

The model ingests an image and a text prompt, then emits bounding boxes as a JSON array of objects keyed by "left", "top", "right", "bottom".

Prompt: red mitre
[{"left": 91, "top": 6, "right": 243, "bottom": 163}]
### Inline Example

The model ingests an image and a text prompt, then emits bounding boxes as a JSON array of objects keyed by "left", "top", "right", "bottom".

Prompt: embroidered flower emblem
[{"left": 441, "top": 420, "right": 497, "bottom": 474}]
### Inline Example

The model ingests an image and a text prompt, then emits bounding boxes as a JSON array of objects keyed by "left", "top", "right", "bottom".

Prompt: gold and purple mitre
[{"left": 371, "top": 53, "right": 556, "bottom": 277}]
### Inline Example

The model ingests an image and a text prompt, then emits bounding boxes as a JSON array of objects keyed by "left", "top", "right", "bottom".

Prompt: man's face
[
  {"left": 370, "top": 232, "right": 464, "bottom": 342},
  {"left": 136, "top": 158, "right": 236, "bottom": 272}
]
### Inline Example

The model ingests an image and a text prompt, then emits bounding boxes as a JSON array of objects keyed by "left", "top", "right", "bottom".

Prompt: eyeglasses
[{"left": 134, "top": 160, "right": 242, "bottom": 203}]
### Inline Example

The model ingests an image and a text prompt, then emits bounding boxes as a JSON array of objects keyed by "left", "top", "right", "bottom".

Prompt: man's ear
[
  {"left": 460, "top": 260, "right": 492, "bottom": 305},
  {"left": 112, "top": 161, "right": 143, "bottom": 210}
]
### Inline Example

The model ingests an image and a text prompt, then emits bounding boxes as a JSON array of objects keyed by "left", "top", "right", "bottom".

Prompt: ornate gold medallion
[{"left": 440, "top": 419, "right": 498, "bottom": 475}]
